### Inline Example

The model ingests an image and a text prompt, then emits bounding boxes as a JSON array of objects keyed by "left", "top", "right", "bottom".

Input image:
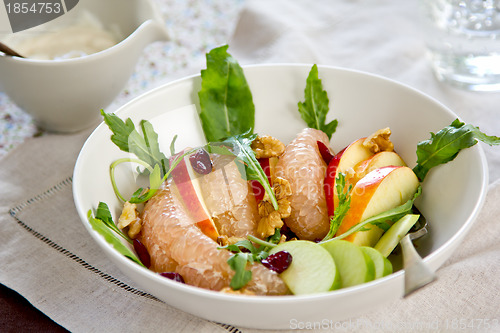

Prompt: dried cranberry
[
  {"left": 280, "top": 223, "right": 298, "bottom": 241},
  {"left": 189, "top": 148, "right": 212, "bottom": 174},
  {"left": 261, "top": 251, "right": 292, "bottom": 274},
  {"left": 159, "top": 272, "right": 185, "bottom": 283},
  {"left": 133, "top": 238, "right": 151, "bottom": 268},
  {"left": 317, "top": 141, "right": 335, "bottom": 165}
]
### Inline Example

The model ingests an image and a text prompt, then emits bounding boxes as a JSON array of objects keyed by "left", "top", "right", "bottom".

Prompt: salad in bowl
[{"left": 73, "top": 45, "right": 497, "bottom": 328}]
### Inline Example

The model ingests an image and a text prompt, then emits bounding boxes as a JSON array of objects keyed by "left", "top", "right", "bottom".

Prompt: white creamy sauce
[{"left": 6, "top": 12, "right": 119, "bottom": 60}]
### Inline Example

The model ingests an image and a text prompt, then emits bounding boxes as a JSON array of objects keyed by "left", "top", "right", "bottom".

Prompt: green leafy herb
[
  {"left": 100, "top": 110, "right": 135, "bottom": 152},
  {"left": 103, "top": 113, "right": 195, "bottom": 204},
  {"left": 413, "top": 119, "right": 500, "bottom": 181},
  {"left": 129, "top": 164, "right": 163, "bottom": 203},
  {"left": 219, "top": 240, "right": 269, "bottom": 290},
  {"left": 198, "top": 45, "right": 255, "bottom": 142},
  {"left": 109, "top": 157, "right": 154, "bottom": 203},
  {"left": 205, "top": 141, "right": 236, "bottom": 156},
  {"left": 101, "top": 110, "right": 168, "bottom": 176},
  {"left": 246, "top": 228, "right": 283, "bottom": 252},
  {"left": 298, "top": 64, "right": 338, "bottom": 139},
  {"left": 227, "top": 253, "right": 253, "bottom": 290},
  {"left": 95, "top": 202, "right": 130, "bottom": 241},
  {"left": 265, "top": 228, "right": 282, "bottom": 248},
  {"left": 321, "top": 173, "right": 352, "bottom": 242},
  {"left": 223, "top": 132, "right": 278, "bottom": 210},
  {"left": 220, "top": 232, "right": 283, "bottom": 290},
  {"left": 247, "top": 234, "right": 279, "bottom": 249},
  {"left": 196, "top": 46, "right": 276, "bottom": 209},
  {"left": 87, "top": 206, "right": 144, "bottom": 267},
  {"left": 323, "top": 186, "right": 422, "bottom": 243},
  {"left": 169, "top": 134, "right": 178, "bottom": 155}
]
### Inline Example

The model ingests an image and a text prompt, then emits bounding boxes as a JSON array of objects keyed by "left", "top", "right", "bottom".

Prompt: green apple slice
[
  {"left": 360, "top": 246, "right": 392, "bottom": 279},
  {"left": 269, "top": 240, "right": 339, "bottom": 295},
  {"left": 320, "top": 239, "right": 375, "bottom": 288},
  {"left": 374, "top": 214, "right": 420, "bottom": 257}
]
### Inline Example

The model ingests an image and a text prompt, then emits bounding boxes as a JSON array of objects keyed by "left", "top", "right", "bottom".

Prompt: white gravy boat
[{"left": 0, "top": 0, "right": 169, "bottom": 132}]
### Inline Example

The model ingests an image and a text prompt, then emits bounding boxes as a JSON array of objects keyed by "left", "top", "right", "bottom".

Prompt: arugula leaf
[
  {"left": 219, "top": 239, "right": 270, "bottom": 290},
  {"left": 220, "top": 240, "right": 268, "bottom": 261},
  {"left": 321, "top": 172, "right": 352, "bottom": 242},
  {"left": 223, "top": 132, "right": 278, "bottom": 210},
  {"left": 101, "top": 109, "right": 135, "bottom": 152},
  {"left": 109, "top": 157, "right": 154, "bottom": 203},
  {"left": 205, "top": 141, "right": 236, "bottom": 156},
  {"left": 323, "top": 186, "right": 422, "bottom": 243},
  {"left": 221, "top": 239, "right": 257, "bottom": 253},
  {"left": 101, "top": 110, "right": 168, "bottom": 176},
  {"left": 129, "top": 164, "right": 163, "bottom": 204},
  {"left": 169, "top": 134, "right": 178, "bottom": 156},
  {"left": 227, "top": 253, "right": 253, "bottom": 290},
  {"left": 95, "top": 202, "right": 130, "bottom": 241},
  {"left": 265, "top": 228, "right": 282, "bottom": 249},
  {"left": 220, "top": 241, "right": 255, "bottom": 290},
  {"left": 198, "top": 45, "right": 255, "bottom": 142},
  {"left": 298, "top": 64, "right": 338, "bottom": 139},
  {"left": 247, "top": 234, "right": 279, "bottom": 249},
  {"left": 87, "top": 209, "right": 144, "bottom": 267},
  {"left": 95, "top": 201, "right": 114, "bottom": 226},
  {"left": 413, "top": 119, "right": 500, "bottom": 181},
  {"left": 139, "top": 120, "right": 168, "bottom": 175}
]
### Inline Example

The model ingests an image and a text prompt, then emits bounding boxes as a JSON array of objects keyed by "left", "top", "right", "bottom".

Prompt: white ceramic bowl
[
  {"left": 0, "top": 0, "right": 168, "bottom": 133},
  {"left": 73, "top": 64, "right": 488, "bottom": 329}
]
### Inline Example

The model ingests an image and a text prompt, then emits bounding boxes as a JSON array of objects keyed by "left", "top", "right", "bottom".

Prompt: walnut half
[
  {"left": 251, "top": 135, "right": 285, "bottom": 159},
  {"left": 363, "top": 128, "right": 394, "bottom": 154}
]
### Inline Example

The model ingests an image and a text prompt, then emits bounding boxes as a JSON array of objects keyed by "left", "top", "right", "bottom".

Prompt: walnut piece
[
  {"left": 118, "top": 201, "right": 142, "bottom": 239},
  {"left": 278, "top": 234, "right": 287, "bottom": 244},
  {"left": 273, "top": 177, "right": 293, "bottom": 200},
  {"left": 363, "top": 128, "right": 394, "bottom": 154},
  {"left": 127, "top": 219, "right": 142, "bottom": 239},
  {"left": 258, "top": 199, "right": 275, "bottom": 217},
  {"left": 276, "top": 199, "right": 291, "bottom": 219},
  {"left": 251, "top": 135, "right": 285, "bottom": 159},
  {"left": 256, "top": 210, "right": 283, "bottom": 239},
  {"left": 256, "top": 177, "right": 292, "bottom": 239},
  {"left": 217, "top": 235, "right": 246, "bottom": 247}
]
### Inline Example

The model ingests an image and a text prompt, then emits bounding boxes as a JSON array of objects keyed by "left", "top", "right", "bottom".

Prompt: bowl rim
[{"left": 73, "top": 63, "right": 489, "bottom": 304}]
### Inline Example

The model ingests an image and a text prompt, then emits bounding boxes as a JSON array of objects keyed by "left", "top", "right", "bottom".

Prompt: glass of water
[{"left": 420, "top": 0, "right": 500, "bottom": 91}]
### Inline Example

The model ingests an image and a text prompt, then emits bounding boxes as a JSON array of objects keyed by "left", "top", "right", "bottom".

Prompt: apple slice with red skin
[
  {"left": 170, "top": 154, "right": 220, "bottom": 241},
  {"left": 335, "top": 166, "right": 420, "bottom": 247},
  {"left": 351, "top": 151, "right": 406, "bottom": 184},
  {"left": 324, "top": 138, "right": 374, "bottom": 216},
  {"left": 317, "top": 141, "right": 335, "bottom": 165}
]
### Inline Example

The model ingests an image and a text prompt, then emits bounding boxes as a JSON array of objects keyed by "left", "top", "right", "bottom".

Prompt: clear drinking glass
[{"left": 420, "top": 0, "right": 500, "bottom": 91}]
